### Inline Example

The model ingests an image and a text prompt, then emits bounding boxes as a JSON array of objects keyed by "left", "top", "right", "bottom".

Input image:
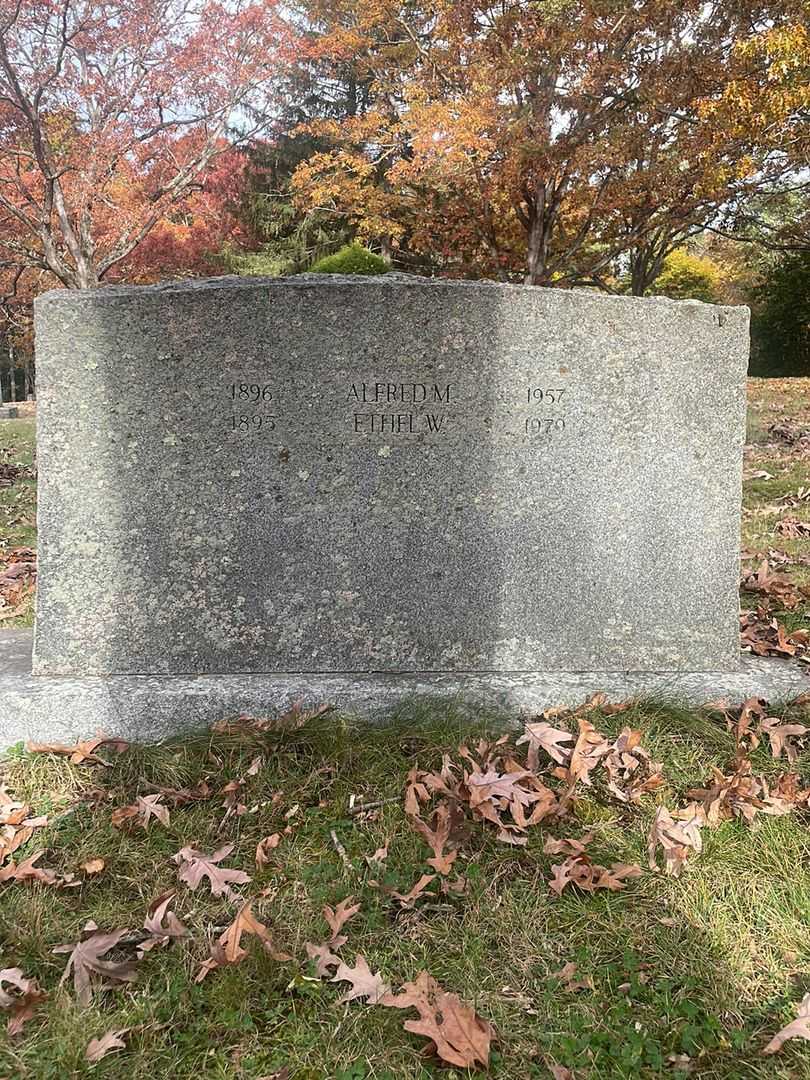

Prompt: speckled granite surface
[
  {"left": 33, "top": 276, "right": 748, "bottom": 676},
  {"left": 2, "top": 631, "right": 806, "bottom": 747}
]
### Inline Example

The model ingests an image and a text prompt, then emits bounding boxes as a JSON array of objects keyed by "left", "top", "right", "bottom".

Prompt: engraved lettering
[
  {"left": 525, "top": 417, "right": 566, "bottom": 436},
  {"left": 527, "top": 387, "right": 566, "bottom": 404},
  {"left": 354, "top": 412, "right": 417, "bottom": 434},
  {"left": 347, "top": 382, "right": 452, "bottom": 404}
]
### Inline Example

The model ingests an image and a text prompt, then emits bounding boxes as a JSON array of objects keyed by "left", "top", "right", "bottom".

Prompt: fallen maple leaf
[
  {"left": 54, "top": 924, "right": 138, "bottom": 1005},
  {"left": 763, "top": 992, "right": 810, "bottom": 1053},
  {"left": 331, "top": 954, "right": 390, "bottom": 1004},
  {"left": 173, "top": 844, "right": 251, "bottom": 899},
  {"left": 382, "top": 970, "right": 493, "bottom": 1068},
  {"left": 323, "top": 896, "right": 360, "bottom": 947},
  {"left": 86, "top": 1029, "right": 128, "bottom": 1062}
]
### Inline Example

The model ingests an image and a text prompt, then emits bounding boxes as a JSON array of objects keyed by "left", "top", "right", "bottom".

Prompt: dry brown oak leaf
[
  {"left": 331, "top": 955, "right": 390, "bottom": 1004},
  {"left": 408, "top": 802, "right": 458, "bottom": 875},
  {"left": 85, "top": 1029, "right": 128, "bottom": 1062},
  {"left": 0, "top": 850, "right": 64, "bottom": 886},
  {"left": 112, "top": 794, "right": 171, "bottom": 830},
  {"left": 763, "top": 992, "right": 810, "bottom": 1054},
  {"left": 173, "top": 843, "right": 251, "bottom": 899},
  {"left": 648, "top": 805, "right": 704, "bottom": 877},
  {"left": 760, "top": 716, "right": 809, "bottom": 763},
  {"left": 53, "top": 924, "right": 139, "bottom": 1005},
  {"left": 550, "top": 962, "right": 594, "bottom": 993},
  {"left": 25, "top": 734, "right": 128, "bottom": 765},
  {"left": 516, "top": 721, "right": 574, "bottom": 769},
  {"left": 305, "top": 941, "right": 342, "bottom": 977},
  {"left": 389, "top": 873, "right": 437, "bottom": 909},
  {"left": 196, "top": 901, "right": 291, "bottom": 981},
  {"left": 139, "top": 891, "right": 188, "bottom": 955},
  {"left": 323, "top": 896, "right": 360, "bottom": 947},
  {"left": 255, "top": 833, "right": 282, "bottom": 868},
  {"left": 382, "top": 970, "right": 494, "bottom": 1069},
  {"left": 0, "top": 967, "right": 46, "bottom": 1036}
]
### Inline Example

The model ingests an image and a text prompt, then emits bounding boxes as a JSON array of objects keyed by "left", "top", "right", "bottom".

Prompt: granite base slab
[{"left": 0, "top": 630, "right": 807, "bottom": 746}]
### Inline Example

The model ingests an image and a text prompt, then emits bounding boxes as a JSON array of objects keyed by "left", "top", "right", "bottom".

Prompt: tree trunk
[
  {"left": 525, "top": 206, "right": 550, "bottom": 286},
  {"left": 23, "top": 352, "right": 32, "bottom": 399},
  {"left": 7, "top": 340, "right": 15, "bottom": 402},
  {"left": 629, "top": 234, "right": 671, "bottom": 295}
]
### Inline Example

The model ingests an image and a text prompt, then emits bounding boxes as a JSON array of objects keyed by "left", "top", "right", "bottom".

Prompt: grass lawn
[
  {"left": 0, "top": 381, "right": 808, "bottom": 1078},
  {"left": 0, "top": 416, "right": 36, "bottom": 627},
  {"left": 2, "top": 700, "right": 810, "bottom": 1079}
]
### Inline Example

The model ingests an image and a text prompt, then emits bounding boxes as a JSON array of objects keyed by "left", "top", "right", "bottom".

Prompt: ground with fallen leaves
[
  {"left": 742, "top": 379, "right": 810, "bottom": 657},
  {"left": 2, "top": 695, "right": 810, "bottom": 1079}
]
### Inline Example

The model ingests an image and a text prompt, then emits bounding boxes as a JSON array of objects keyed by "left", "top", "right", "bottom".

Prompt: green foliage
[
  {"left": 222, "top": 137, "right": 354, "bottom": 278},
  {"left": 309, "top": 244, "right": 390, "bottom": 275},
  {"left": 649, "top": 248, "right": 722, "bottom": 303},
  {"left": 750, "top": 251, "right": 810, "bottom": 377}
]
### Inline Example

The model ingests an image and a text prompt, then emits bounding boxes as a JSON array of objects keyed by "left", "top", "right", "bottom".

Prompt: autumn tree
[
  {"left": 0, "top": 0, "right": 291, "bottom": 289},
  {"left": 291, "top": 0, "right": 796, "bottom": 287},
  {"left": 710, "top": 15, "right": 810, "bottom": 253},
  {"left": 229, "top": 0, "right": 418, "bottom": 274}
]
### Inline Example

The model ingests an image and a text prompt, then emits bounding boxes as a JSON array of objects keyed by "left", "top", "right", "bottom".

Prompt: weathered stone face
[{"left": 32, "top": 275, "right": 748, "bottom": 676}]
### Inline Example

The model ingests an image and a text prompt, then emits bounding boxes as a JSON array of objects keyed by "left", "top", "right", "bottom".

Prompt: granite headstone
[{"left": 32, "top": 275, "right": 749, "bottom": 677}]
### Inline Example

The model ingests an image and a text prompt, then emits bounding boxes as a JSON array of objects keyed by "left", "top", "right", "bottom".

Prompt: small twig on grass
[
  {"left": 330, "top": 828, "right": 353, "bottom": 872},
  {"left": 348, "top": 796, "right": 401, "bottom": 816}
]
